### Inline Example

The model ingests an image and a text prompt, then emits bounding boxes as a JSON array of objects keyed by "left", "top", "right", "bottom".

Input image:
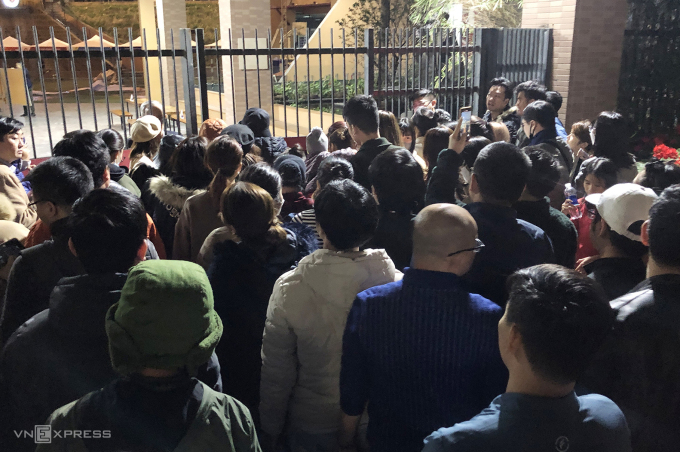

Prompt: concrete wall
[{"left": 522, "top": 0, "right": 629, "bottom": 128}]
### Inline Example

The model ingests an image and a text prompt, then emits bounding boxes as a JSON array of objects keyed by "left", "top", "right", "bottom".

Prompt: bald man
[{"left": 339, "top": 204, "right": 508, "bottom": 452}]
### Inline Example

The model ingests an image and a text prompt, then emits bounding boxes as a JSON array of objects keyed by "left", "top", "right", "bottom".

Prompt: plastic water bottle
[{"left": 564, "top": 183, "right": 581, "bottom": 220}]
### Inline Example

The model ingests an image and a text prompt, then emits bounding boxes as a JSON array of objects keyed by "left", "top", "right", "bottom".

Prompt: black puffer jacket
[
  {"left": 581, "top": 274, "right": 680, "bottom": 452},
  {"left": 207, "top": 222, "right": 317, "bottom": 417},
  {"left": 254, "top": 136, "right": 287, "bottom": 164}
]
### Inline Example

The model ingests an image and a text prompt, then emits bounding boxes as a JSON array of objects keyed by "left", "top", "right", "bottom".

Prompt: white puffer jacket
[{"left": 259, "top": 248, "right": 401, "bottom": 438}]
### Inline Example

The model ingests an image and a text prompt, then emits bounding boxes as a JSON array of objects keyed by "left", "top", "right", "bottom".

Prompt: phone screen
[{"left": 461, "top": 111, "right": 471, "bottom": 133}]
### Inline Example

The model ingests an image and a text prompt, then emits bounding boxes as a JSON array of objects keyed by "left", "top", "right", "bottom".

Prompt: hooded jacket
[
  {"left": 240, "top": 107, "right": 287, "bottom": 163},
  {"left": 0, "top": 272, "right": 224, "bottom": 452},
  {"left": 108, "top": 163, "right": 141, "bottom": 197},
  {"left": 259, "top": 249, "right": 400, "bottom": 438},
  {"left": 143, "top": 175, "right": 207, "bottom": 258},
  {"left": 208, "top": 222, "right": 317, "bottom": 416}
]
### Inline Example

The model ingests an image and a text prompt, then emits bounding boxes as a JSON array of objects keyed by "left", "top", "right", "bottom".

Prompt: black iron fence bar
[
  {"left": 318, "top": 27, "right": 322, "bottom": 131},
  {"left": 268, "top": 28, "right": 275, "bottom": 135},
  {"left": 129, "top": 28, "right": 140, "bottom": 119},
  {"left": 0, "top": 28, "right": 15, "bottom": 118},
  {"left": 82, "top": 28, "right": 98, "bottom": 131},
  {"left": 280, "top": 28, "right": 286, "bottom": 137},
  {"left": 364, "top": 29, "right": 374, "bottom": 97},
  {"left": 179, "top": 28, "right": 197, "bottom": 135},
  {"left": 113, "top": 29, "right": 128, "bottom": 142},
  {"left": 196, "top": 29, "right": 209, "bottom": 122},
  {"left": 143, "top": 29, "right": 153, "bottom": 107},
  {"left": 443, "top": 29, "right": 449, "bottom": 113},
  {"left": 50, "top": 27, "right": 67, "bottom": 135},
  {"left": 32, "top": 26, "right": 53, "bottom": 153},
  {"left": 206, "top": 47, "right": 370, "bottom": 56},
  {"left": 330, "top": 29, "right": 335, "bottom": 124},
  {"left": 242, "top": 28, "right": 249, "bottom": 110},
  {"left": 307, "top": 28, "right": 311, "bottom": 136},
  {"left": 255, "top": 29, "right": 262, "bottom": 109},
  {"left": 66, "top": 27, "right": 83, "bottom": 130},
  {"left": 228, "top": 29, "right": 236, "bottom": 124},
  {"left": 293, "top": 29, "right": 299, "bottom": 136},
  {"left": 342, "top": 28, "right": 346, "bottom": 110},
  {"left": 170, "top": 30, "right": 181, "bottom": 134},
  {"left": 99, "top": 28, "right": 112, "bottom": 129},
  {"left": 384, "top": 28, "right": 388, "bottom": 110},
  {"left": 16, "top": 28, "right": 36, "bottom": 158},
  {"left": 214, "top": 28, "right": 223, "bottom": 120},
  {"left": 2, "top": 49, "right": 189, "bottom": 59},
  {"left": 156, "top": 28, "right": 168, "bottom": 132},
  {"left": 354, "top": 28, "right": 358, "bottom": 96}
]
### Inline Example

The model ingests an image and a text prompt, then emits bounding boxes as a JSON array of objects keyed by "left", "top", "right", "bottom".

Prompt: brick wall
[{"left": 522, "top": 0, "right": 629, "bottom": 129}]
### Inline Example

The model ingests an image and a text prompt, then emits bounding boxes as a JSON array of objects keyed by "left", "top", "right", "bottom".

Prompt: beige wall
[{"left": 522, "top": 0, "right": 628, "bottom": 128}]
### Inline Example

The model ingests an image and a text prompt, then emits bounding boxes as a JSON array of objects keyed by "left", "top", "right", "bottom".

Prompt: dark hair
[
  {"left": 648, "top": 185, "right": 680, "bottom": 267},
  {"left": 522, "top": 100, "right": 557, "bottom": 132},
  {"left": 25, "top": 157, "right": 94, "bottom": 207},
  {"left": 506, "top": 264, "right": 612, "bottom": 384},
  {"left": 158, "top": 134, "right": 185, "bottom": 175},
  {"left": 490, "top": 77, "right": 513, "bottom": 100},
  {"left": 576, "top": 157, "right": 618, "bottom": 191},
  {"left": 411, "top": 107, "right": 441, "bottom": 136},
  {"left": 593, "top": 112, "right": 635, "bottom": 168},
  {"left": 316, "top": 156, "right": 354, "bottom": 189},
  {"left": 315, "top": 179, "right": 378, "bottom": 250},
  {"left": 328, "top": 127, "right": 354, "bottom": 151},
  {"left": 514, "top": 81, "right": 547, "bottom": 102},
  {"left": 97, "top": 129, "right": 125, "bottom": 160},
  {"left": 53, "top": 130, "right": 111, "bottom": 188},
  {"left": 523, "top": 146, "right": 560, "bottom": 198},
  {"left": 473, "top": 142, "right": 531, "bottom": 203},
  {"left": 591, "top": 210, "right": 648, "bottom": 259},
  {"left": 638, "top": 160, "right": 680, "bottom": 194},
  {"left": 222, "top": 181, "right": 287, "bottom": 245},
  {"left": 287, "top": 143, "right": 306, "bottom": 159},
  {"left": 0, "top": 116, "right": 23, "bottom": 140},
  {"left": 434, "top": 109, "right": 452, "bottom": 125},
  {"left": 69, "top": 189, "right": 148, "bottom": 274},
  {"left": 546, "top": 91, "right": 563, "bottom": 113},
  {"left": 398, "top": 118, "right": 413, "bottom": 137},
  {"left": 369, "top": 148, "right": 425, "bottom": 215},
  {"left": 205, "top": 136, "right": 244, "bottom": 200},
  {"left": 242, "top": 153, "right": 263, "bottom": 170},
  {"left": 469, "top": 117, "right": 495, "bottom": 141},
  {"left": 169, "top": 137, "right": 213, "bottom": 190},
  {"left": 423, "top": 127, "right": 452, "bottom": 178},
  {"left": 328, "top": 120, "right": 347, "bottom": 137},
  {"left": 570, "top": 120, "right": 593, "bottom": 151},
  {"left": 275, "top": 155, "right": 306, "bottom": 191},
  {"left": 378, "top": 110, "right": 402, "bottom": 146},
  {"left": 410, "top": 88, "right": 434, "bottom": 103},
  {"left": 462, "top": 137, "right": 492, "bottom": 169},
  {"left": 238, "top": 162, "right": 282, "bottom": 202},
  {"left": 343, "top": 95, "right": 379, "bottom": 134}
]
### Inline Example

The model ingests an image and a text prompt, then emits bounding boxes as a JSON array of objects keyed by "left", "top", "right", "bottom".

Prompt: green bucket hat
[{"left": 105, "top": 260, "right": 223, "bottom": 376}]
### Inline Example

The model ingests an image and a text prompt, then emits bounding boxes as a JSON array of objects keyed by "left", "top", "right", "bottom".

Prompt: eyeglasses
[
  {"left": 28, "top": 199, "right": 51, "bottom": 208},
  {"left": 447, "top": 238, "right": 485, "bottom": 257}
]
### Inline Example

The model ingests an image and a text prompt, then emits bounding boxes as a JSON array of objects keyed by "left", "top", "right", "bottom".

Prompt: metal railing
[{"left": 0, "top": 25, "right": 552, "bottom": 158}]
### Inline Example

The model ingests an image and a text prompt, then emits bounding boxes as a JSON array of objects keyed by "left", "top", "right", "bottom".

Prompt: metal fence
[
  {"left": 0, "top": 25, "right": 552, "bottom": 158},
  {"left": 618, "top": 26, "right": 680, "bottom": 136}
]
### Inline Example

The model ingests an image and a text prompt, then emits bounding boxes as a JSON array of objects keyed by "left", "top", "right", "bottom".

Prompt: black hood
[{"left": 240, "top": 107, "right": 271, "bottom": 137}]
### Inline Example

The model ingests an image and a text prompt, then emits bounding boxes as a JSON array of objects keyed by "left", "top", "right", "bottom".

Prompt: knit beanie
[
  {"left": 274, "top": 154, "right": 307, "bottom": 189},
  {"left": 240, "top": 107, "right": 271, "bottom": 137},
  {"left": 105, "top": 260, "right": 223, "bottom": 376},
  {"left": 221, "top": 124, "right": 255, "bottom": 152},
  {"left": 199, "top": 118, "right": 228, "bottom": 142},
  {"left": 306, "top": 127, "right": 328, "bottom": 156},
  {"left": 130, "top": 115, "right": 162, "bottom": 143}
]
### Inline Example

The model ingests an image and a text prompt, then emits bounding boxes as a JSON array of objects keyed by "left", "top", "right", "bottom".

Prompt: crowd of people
[{"left": 0, "top": 76, "right": 678, "bottom": 452}]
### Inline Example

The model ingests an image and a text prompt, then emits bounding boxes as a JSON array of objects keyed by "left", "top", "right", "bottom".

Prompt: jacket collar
[
  {"left": 49, "top": 217, "right": 72, "bottom": 243},
  {"left": 402, "top": 267, "right": 465, "bottom": 291},
  {"left": 528, "top": 128, "right": 558, "bottom": 146},
  {"left": 47, "top": 273, "right": 128, "bottom": 337},
  {"left": 360, "top": 137, "right": 391, "bottom": 151},
  {"left": 514, "top": 198, "right": 550, "bottom": 216},
  {"left": 466, "top": 202, "right": 517, "bottom": 223}
]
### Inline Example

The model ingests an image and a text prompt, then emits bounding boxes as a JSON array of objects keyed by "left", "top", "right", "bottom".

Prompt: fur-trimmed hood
[{"left": 148, "top": 175, "right": 206, "bottom": 210}]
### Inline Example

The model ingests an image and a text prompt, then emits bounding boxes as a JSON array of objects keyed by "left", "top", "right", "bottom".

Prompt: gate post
[
  {"left": 476, "top": 28, "right": 499, "bottom": 117},
  {"left": 180, "top": 28, "right": 198, "bottom": 136},
  {"left": 363, "top": 28, "right": 374, "bottom": 97},
  {"left": 195, "top": 28, "right": 210, "bottom": 122}
]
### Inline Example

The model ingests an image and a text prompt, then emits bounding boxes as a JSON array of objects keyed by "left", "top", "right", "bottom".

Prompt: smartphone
[
  {"left": 0, "top": 238, "right": 23, "bottom": 268},
  {"left": 461, "top": 107, "right": 472, "bottom": 134}
]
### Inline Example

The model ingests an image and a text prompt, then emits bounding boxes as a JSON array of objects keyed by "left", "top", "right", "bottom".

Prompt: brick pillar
[
  {"left": 219, "top": 0, "right": 272, "bottom": 123},
  {"left": 522, "top": 0, "right": 629, "bottom": 129}
]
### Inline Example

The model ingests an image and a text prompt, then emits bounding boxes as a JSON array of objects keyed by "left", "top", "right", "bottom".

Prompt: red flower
[{"left": 653, "top": 144, "right": 679, "bottom": 160}]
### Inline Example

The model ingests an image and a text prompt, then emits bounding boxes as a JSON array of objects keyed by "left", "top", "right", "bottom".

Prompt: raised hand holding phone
[{"left": 448, "top": 113, "right": 468, "bottom": 154}]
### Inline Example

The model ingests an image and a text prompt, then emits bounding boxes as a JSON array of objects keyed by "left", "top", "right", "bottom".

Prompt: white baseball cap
[
  {"left": 585, "top": 183, "right": 658, "bottom": 242},
  {"left": 130, "top": 115, "right": 162, "bottom": 143}
]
